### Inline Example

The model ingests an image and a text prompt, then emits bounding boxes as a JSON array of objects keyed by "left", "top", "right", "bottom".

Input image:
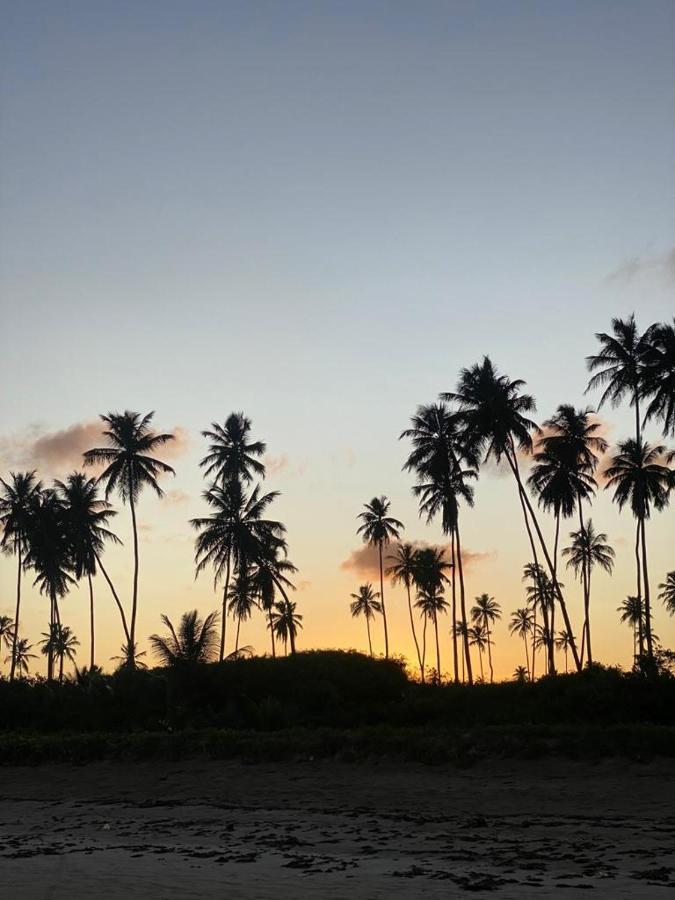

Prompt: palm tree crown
[
  {"left": 604, "top": 440, "right": 671, "bottom": 520},
  {"left": 149, "top": 609, "right": 219, "bottom": 666},
  {"left": 659, "top": 572, "right": 675, "bottom": 616},
  {"left": 200, "top": 412, "right": 266, "bottom": 485},
  {"left": 642, "top": 319, "right": 675, "bottom": 437}
]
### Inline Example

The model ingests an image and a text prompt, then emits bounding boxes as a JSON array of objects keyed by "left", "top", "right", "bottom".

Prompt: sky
[{"left": 1, "top": 1, "right": 673, "bottom": 678}]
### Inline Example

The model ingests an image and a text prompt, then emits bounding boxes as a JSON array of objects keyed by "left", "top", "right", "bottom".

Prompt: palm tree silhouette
[
  {"left": 522, "top": 562, "right": 552, "bottom": 680},
  {"left": 386, "top": 543, "right": 423, "bottom": 678},
  {"left": 401, "top": 402, "right": 477, "bottom": 684},
  {"left": 468, "top": 624, "right": 488, "bottom": 681},
  {"left": 192, "top": 480, "right": 285, "bottom": 659},
  {"left": 349, "top": 583, "right": 382, "bottom": 657},
  {"left": 443, "top": 357, "right": 581, "bottom": 671},
  {"left": 55, "top": 472, "right": 123, "bottom": 668},
  {"left": 415, "top": 588, "right": 449, "bottom": 684},
  {"left": 0, "top": 615, "right": 14, "bottom": 674},
  {"left": 356, "top": 496, "right": 403, "bottom": 659},
  {"left": 659, "top": 571, "right": 675, "bottom": 616},
  {"left": 513, "top": 665, "right": 528, "bottom": 683},
  {"left": 453, "top": 620, "right": 470, "bottom": 683},
  {"left": 40, "top": 623, "right": 79, "bottom": 682},
  {"left": 562, "top": 519, "right": 614, "bottom": 665},
  {"left": 471, "top": 594, "right": 501, "bottom": 682},
  {"left": 250, "top": 546, "right": 297, "bottom": 657},
  {"left": 84, "top": 411, "right": 175, "bottom": 666},
  {"left": 200, "top": 412, "right": 266, "bottom": 484},
  {"left": 555, "top": 629, "right": 574, "bottom": 673},
  {"left": 227, "top": 568, "right": 258, "bottom": 653},
  {"left": 509, "top": 607, "right": 534, "bottom": 680},
  {"left": 149, "top": 609, "right": 219, "bottom": 666},
  {"left": 642, "top": 319, "right": 675, "bottom": 438},
  {"left": 604, "top": 439, "right": 671, "bottom": 661},
  {"left": 269, "top": 597, "right": 303, "bottom": 654},
  {"left": 0, "top": 471, "right": 43, "bottom": 681},
  {"left": 617, "top": 595, "right": 644, "bottom": 663},
  {"left": 6, "top": 637, "right": 36, "bottom": 678}
]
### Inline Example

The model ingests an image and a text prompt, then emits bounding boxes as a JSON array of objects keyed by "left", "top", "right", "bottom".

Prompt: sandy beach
[{"left": 2, "top": 756, "right": 674, "bottom": 898}]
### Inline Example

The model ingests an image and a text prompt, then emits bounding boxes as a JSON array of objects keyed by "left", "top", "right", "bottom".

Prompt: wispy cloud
[
  {"left": 164, "top": 489, "right": 190, "bottom": 505},
  {"left": 606, "top": 246, "right": 675, "bottom": 285},
  {"left": 340, "top": 540, "right": 495, "bottom": 578},
  {"left": 264, "top": 453, "right": 308, "bottom": 479}
]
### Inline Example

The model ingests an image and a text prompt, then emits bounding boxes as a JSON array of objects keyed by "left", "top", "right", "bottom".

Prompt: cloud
[
  {"left": 164, "top": 489, "right": 190, "bottom": 505},
  {"left": 297, "top": 580, "right": 312, "bottom": 592},
  {"left": 606, "top": 247, "right": 675, "bottom": 285},
  {"left": 340, "top": 540, "right": 495, "bottom": 579},
  {"left": 264, "top": 453, "right": 308, "bottom": 479}
]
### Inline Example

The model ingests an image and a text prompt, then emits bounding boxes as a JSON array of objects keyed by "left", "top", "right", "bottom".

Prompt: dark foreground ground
[{"left": 2, "top": 757, "right": 675, "bottom": 898}]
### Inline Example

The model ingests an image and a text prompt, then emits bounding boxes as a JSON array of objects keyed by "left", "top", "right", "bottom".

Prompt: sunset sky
[{"left": 1, "top": 1, "right": 673, "bottom": 677}]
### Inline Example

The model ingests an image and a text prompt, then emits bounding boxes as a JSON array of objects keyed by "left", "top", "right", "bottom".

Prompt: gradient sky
[{"left": 1, "top": 1, "right": 673, "bottom": 677}]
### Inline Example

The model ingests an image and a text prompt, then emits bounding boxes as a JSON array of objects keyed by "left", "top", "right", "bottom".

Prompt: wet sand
[{"left": 2, "top": 757, "right": 674, "bottom": 898}]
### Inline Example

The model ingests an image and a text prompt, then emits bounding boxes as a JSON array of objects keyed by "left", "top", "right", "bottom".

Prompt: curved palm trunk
[
  {"left": 128, "top": 489, "right": 140, "bottom": 664},
  {"left": 219, "top": 554, "right": 231, "bottom": 661},
  {"left": 451, "top": 529, "right": 459, "bottom": 683},
  {"left": 516, "top": 480, "right": 553, "bottom": 674},
  {"left": 577, "top": 497, "right": 591, "bottom": 666},
  {"left": 9, "top": 544, "right": 22, "bottom": 682},
  {"left": 378, "top": 541, "right": 389, "bottom": 658},
  {"left": 433, "top": 611, "right": 441, "bottom": 684},
  {"left": 94, "top": 550, "right": 130, "bottom": 643},
  {"left": 454, "top": 523, "right": 473, "bottom": 685},
  {"left": 88, "top": 573, "right": 95, "bottom": 669},
  {"left": 405, "top": 581, "right": 423, "bottom": 680},
  {"left": 366, "top": 613, "right": 373, "bottom": 657},
  {"left": 640, "top": 517, "right": 654, "bottom": 660},
  {"left": 477, "top": 647, "right": 484, "bottom": 681}
]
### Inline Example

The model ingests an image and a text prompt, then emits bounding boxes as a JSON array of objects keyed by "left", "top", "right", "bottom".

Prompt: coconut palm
[
  {"left": 0, "top": 615, "right": 14, "bottom": 673},
  {"left": 40, "top": 623, "right": 79, "bottom": 682},
  {"left": 6, "top": 637, "right": 36, "bottom": 678},
  {"left": 149, "top": 609, "right": 219, "bottom": 666},
  {"left": 0, "top": 471, "right": 43, "bottom": 681},
  {"left": 470, "top": 594, "right": 501, "bottom": 682},
  {"left": 227, "top": 567, "right": 258, "bottom": 653},
  {"left": 415, "top": 588, "right": 449, "bottom": 683},
  {"left": 349, "top": 583, "right": 382, "bottom": 657},
  {"left": 513, "top": 665, "right": 528, "bottom": 683},
  {"left": 618, "top": 595, "right": 644, "bottom": 662},
  {"left": 509, "top": 607, "right": 534, "bottom": 679},
  {"left": 269, "top": 597, "right": 303, "bottom": 654},
  {"left": 356, "top": 496, "right": 403, "bottom": 659},
  {"left": 55, "top": 472, "right": 123, "bottom": 668},
  {"left": 642, "top": 319, "right": 675, "bottom": 438},
  {"left": 562, "top": 520, "right": 614, "bottom": 665},
  {"left": 250, "top": 546, "right": 297, "bottom": 657},
  {"left": 83, "top": 411, "right": 175, "bottom": 665},
  {"left": 443, "top": 357, "right": 581, "bottom": 671},
  {"left": 659, "top": 572, "right": 675, "bottom": 616},
  {"left": 386, "top": 543, "right": 423, "bottom": 678},
  {"left": 454, "top": 620, "right": 470, "bottom": 683},
  {"left": 200, "top": 412, "right": 266, "bottom": 485},
  {"left": 468, "top": 624, "right": 488, "bottom": 681},
  {"left": 533, "top": 623, "right": 553, "bottom": 664},
  {"left": 555, "top": 629, "right": 575, "bottom": 673},
  {"left": 401, "top": 402, "right": 478, "bottom": 683},
  {"left": 522, "top": 562, "right": 553, "bottom": 679},
  {"left": 604, "top": 439, "right": 671, "bottom": 661},
  {"left": 192, "top": 480, "right": 285, "bottom": 659}
]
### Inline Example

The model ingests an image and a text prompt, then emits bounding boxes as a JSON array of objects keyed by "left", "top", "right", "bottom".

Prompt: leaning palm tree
[
  {"left": 40, "top": 623, "right": 79, "bottom": 682},
  {"left": 659, "top": 572, "right": 675, "bottom": 616},
  {"left": 269, "top": 598, "right": 303, "bottom": 654},
  {"left": 618, "top": 595, "right": 644, "bottom": 663},
  {"left": 415, "top": 588, "right": 449, "bottom": 684},
  {"left": 349, "top": 583, "right": 382, "bottom": 657},
  {"left": 191, "top": 480, "right": 285, "bottom": 659},
  {"left": 55, "top": 472, "right": 124, "bottom": 668},
  {"left": 562, "top": 520, "right": 614, "bottom": 666},
  {"left": 468, "top": 624, "right": 488, "bottom": 682},
  {"left": 0, "top": 471, "right": 43, "bottom": 681},
  {"left": 6, "top": 637, "right": 36, "bottom": 678},
  {"left": 200, "top": 412, "right": 266, "bottom": 485},
  {"left": 149, "top": 609, "right": 219, "bottom": 666},
  {"left": 83, "top": 411, "right": 175, "bottom": 666},
  {"left": 604, "top": 439, "right": 671, "bottom": 662},
  {"left": 555, "top": 629, "right": 575, "bottom": 674},
  {"left": 642, "top": 319, "right": 675, "bottom": 438},
  {"left": 386, "top": 543, "right": 424, "bottom": 678},
  {"left": 356, "top": 496, "right": 403, "bottom": 659},
  {"left": 471, "top": 594, "right": 501, "bottom": 682},
  {"left": 443, "top": 357, "right": 581, "bottom": 671},
  {"left": 509, "top": 607, "right": 534, "bottom": 680}
]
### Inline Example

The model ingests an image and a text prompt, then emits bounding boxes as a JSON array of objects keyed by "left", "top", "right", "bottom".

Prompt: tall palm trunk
[
  {"left": 9, "top": 543, "right": 22, "bottom": 682},
  {"left": 433, "top": 611, "right": 441, "bottom": 684},
  {"left": 378, "top": 541, "right": 389, "bottom": 658},
  {"left": 508, "top": 445, "right": 580, "bottom": 671},
  {"left": 477, "top": 646, "right": 484, "bottom": 681},
  {"left": 486, "top": 621, "right": 494, "bottom": 683},
  {"left": 366, "top": 613, "right": 373, "bottom": 657},
  {"left": 421, "top": 617, "right": 427, "bottom": 682},
  {"left": 523, "top": 634, "right": 530, "bottom": 679},
  {"left": 454, "top": 523, "right": 473, "bottom": 684},
  {"left": 219, "top": 553, "right": 231, "bottom": 661},
  {"left": 531, "top": 602, "right": 537, "bottom": 681},
  {"left": 88, "top": 573, "right": 95, "bottom": 669},
  {"left": 94, "top": 550, "right": 130, "bottom": 643},
  {"left": 234, "top": 613, "right": 241, "bottom": 654},
  {"left": 516, "top": 479, "right": 553, "bottom": 673},
  {"left": 577, "top": 497, "right": 592, "bottom": 666},
  {"left": 451, "top": 529, "right": 459, "bottom": 683},
  {"left": 268, "top": 609, "right": 276, "bottom": 657},
  {"left": 288, "top": 616, "right": 296, "bottom": 654},
  {"left": 128, "top": 488, "right": 140, "bottom": 663},
  {"left": 58, "top": 651, "right": 64, "bottom": 683},
  {"left": 634, "top": 522, "right": 644, "bottom": 658},
  {"left": 551, "top": 511, "right": 560, "bottom": 656},
  {"left": 640, "top": 517, "right": 654, "bottom": 659},
  {"left": 405, "top": 581, "right": 423, "bottom": 679}
]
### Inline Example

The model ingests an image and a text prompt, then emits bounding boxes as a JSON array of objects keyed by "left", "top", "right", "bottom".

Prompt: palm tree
[
  {"left": 522, "top": 562, "right": 553, "bottom": 680},
  {"left": 83, "top": 411, "right": 175, "bottom": 665},
  {"left": 659, "top": 572, "right": 675, "bottom": 616},
  {"left": 604, "top": 439, "right": 671, "bottom": 661},
  {"left": 401, "top": 402, "right": 478, "bottom": 684},
  {"left": 149, "top": 609, "right": 219, "bottom": 666},
  {"left": 6, "top": 637, "right": 36, "bottom": 678},
  {"left": 55, "top": 472, "right": 123, "bottom": 668},
  {"left": 250, "top": 546, "right": 297, "bottom": 657},
  {"left": 356, "top": 496, "right": 403, "bottom": 659},
  {"left": 349, "top": 583, "right": 382, "bottom": 657},
  {"left": 200, "top": 412, "right": 266, "bottom": 485},
  {"left": 618, "top": 595, "right": 644, "bottom": 662},
  {"left": 415, "top": 588, "right": 449, "bottom": 683},
  {"left": 555, "top": 629, "right": 574, "bottom": 673},
  {"left": 386, "top": 543, "right": 424, "bottom": 678},
  {"left": 454, "top": 620, "right": 470, "bottom": 683},
  {"left": 0, "top": 471, "right": 43, "bottom": 681},
  {"left": 443, "top": 358, "right": 581, "bottom": 671},
  {"left": 269, "top": 597, "right": 303, "bottom": 654},
  {"left": 40, "top": 623, "right": 79, "bottom": 682},
  {"left": 642, "top": 319, "right": 675, "bottom": 438},
  {"left": 468, "top": 624, "right": 488, "bottom": 681},
  {"left": 509, "top": 607, "right": 534, "bottom": 679},
  {"left": 562, "top": 520, "right": 614, "bottom": 666},
  {"left": 227, "top": 567, "right": 258, "bottom": 653},
  {"left": 513, "top": 665, "right": 528, "bottom": 683},
  {"left": 470, "top": 594, "right": 501, "bottom": 682},
  {"left": 0, "top": 615, "right": 14, "bottom": 674},
  {"left": 533, "top": 623, "right": 553, "bottom": 667},
  {"left": 192, "top": 480, "right": 285, "bottom": 659}
]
